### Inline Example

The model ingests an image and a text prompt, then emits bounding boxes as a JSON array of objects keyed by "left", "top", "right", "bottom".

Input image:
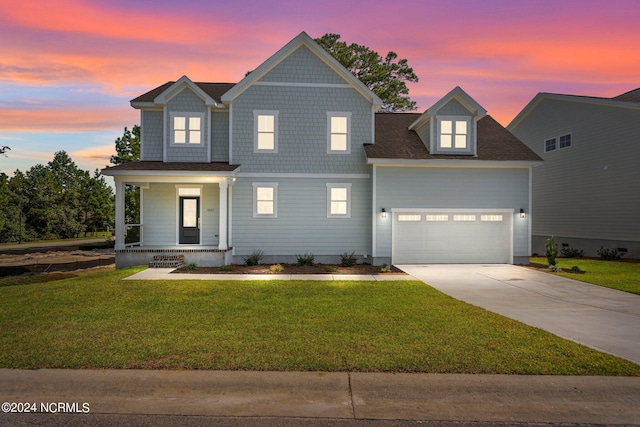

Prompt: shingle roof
[
  {"left": 102, "top": 161, "right": 239, "bottom": 173},
  {"left": 366, "top": 113, "right": 542, "bottom": 162},
  {"left": 130, "top": 82, "right": 236, "bottom": 104},
  {"left": 612, "top": 88, "right": 640, "bottom": 103}
]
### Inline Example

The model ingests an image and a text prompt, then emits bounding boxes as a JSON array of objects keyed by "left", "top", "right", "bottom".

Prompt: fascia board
[
  {"left": 154, "top": 75, "right": 217, "bottom": 107},
  {"left": 366, "top": 158, "right": 543, "bottom": 168}
]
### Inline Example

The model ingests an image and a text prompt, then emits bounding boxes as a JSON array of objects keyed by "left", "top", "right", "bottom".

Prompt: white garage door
[{"left": 393, "top": 211, "right": 511, "bottom": 264}]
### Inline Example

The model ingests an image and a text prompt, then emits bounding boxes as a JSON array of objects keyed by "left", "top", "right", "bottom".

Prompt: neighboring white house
[
  {"left": 508, "top": 88, "right": 640, "bottom": 258},
  {"left": 102, "top": 32, "right": 542, "bottom": 268}
]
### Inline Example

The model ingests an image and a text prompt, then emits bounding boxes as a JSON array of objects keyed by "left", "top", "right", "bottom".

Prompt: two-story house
[
  {"left": 102, "top": 32, "right": 541, "bottom": 268},
  {"left": 508, "top": 88, "right": 640, "bottom": 258}
]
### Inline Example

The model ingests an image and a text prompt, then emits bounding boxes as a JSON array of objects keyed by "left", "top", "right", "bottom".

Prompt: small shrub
[
  {"left": 597, "top": 246, "right": 624, "bottom": 261},
  {"left": 546, "top": 236, "right": 558, "bottom": 266},
  {"left": 296, "top": 252, "right": 315, "bottom": 266},
  {"left": 186, "top": 262, "right": 198, "bottom": 271},
  {"left": 269, "top": 264, "right": 284, "bottom": 274},
  {"left": 560, "top": 246, "right": 584, "bottom": 258},
  {"left": 570, "top": 265, "right": 582, "bottom": 273},
  {"left": 549, "top": 264, "right": 562, "bottom": 273},
  {"left": 378, "top": 264, "right": 392, "bottom": 273},
  {"left": 220, "top": 264, "right": 235, "bottom": 271},
  {"left": 324, "top": 265, "right": 339, "bottom": 273},
  {"left": 243, "top": 250, "right": 264, "bottom": 266},
  {"left": 340, "top": 251, "right": 358, "bottom": 267}
]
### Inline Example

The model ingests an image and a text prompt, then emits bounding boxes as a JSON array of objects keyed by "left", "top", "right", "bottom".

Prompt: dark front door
[{"left": 179, "top": 197, "right": 200, "bottom": 244}]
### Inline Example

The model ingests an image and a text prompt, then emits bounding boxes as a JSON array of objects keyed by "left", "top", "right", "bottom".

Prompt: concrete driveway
[{"left": 397, "top": 264, "right": 640, "bottom": 365}]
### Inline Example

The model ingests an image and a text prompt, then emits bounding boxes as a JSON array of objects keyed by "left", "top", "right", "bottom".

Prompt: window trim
[
  {"left": 326, "top": 183, "right": 351, "bottom": 218},
  {"left": 170, "top": 112, "right": 204, "bottom": 146},
  {"left": 254, "top": 111, "right": 279, "bottom": 153},
  {"left": 436, "top": 116, "right": 471, "bottom": 152},
  {"left": 327, "top": 112, "right": 352, "bottom": 154},
  {"left": 544, "top": 137, "right": 557, "bottom": 153},
  {"left": 252, "top": 182, "right": 278, "bottom": 218}
]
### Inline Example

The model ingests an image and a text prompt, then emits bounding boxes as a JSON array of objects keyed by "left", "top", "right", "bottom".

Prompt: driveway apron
[{"left": 398, "top": 264, "right": 640, "bottom": 365}]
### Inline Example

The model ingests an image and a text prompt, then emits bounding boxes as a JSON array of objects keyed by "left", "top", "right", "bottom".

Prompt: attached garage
[{"left": 392, "top": 210, "right": 513, "bottom": 264}]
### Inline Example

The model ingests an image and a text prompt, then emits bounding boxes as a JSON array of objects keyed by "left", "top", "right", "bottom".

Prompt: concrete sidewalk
[
  {"left": 124, "top": 268, "right": 416, "bottom": 281},
  {"left": 1, "top": 369, "right": 640, "bottom": 425}
]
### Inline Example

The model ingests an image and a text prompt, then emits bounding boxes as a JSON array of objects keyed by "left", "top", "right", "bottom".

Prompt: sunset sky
[{"left": 1, "top": 0, "right": 638, "bottom": 178}]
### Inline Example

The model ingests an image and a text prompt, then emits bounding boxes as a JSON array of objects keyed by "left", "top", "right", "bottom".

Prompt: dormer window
[
  {"left": 438, "top": 117, "right": 470, "bottom": 150},
  {"left": 171, "top": 113, "right": 203, "bottom": 145}
]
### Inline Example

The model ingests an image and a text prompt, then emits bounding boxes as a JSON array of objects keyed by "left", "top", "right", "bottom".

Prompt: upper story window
[
  {"left": 438, "top": 117, "right": 469, "bottom": 150},
  {"left": 253, "top": 182, "right": 278, "bottom": 218},
  {"left": 559, "top": 133, "right": 572, "bottom": 149},
  {"left": 326, "top": 183, "right": 351, "bottom": 218},
  {"left": 254, "top": 111, "right": 278, "bottom": 152},
  {"left": 327, "top": 112, "right": 351, "bottom": 153},
  {"left": 544, "top": 137, "right": 557, "bottom": 152},
  {"left": 171, "top": 113, "right": 203, "bottom": 145}
]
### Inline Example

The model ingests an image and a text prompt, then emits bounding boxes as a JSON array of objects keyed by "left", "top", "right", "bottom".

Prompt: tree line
[{"left": 0, "top": 151, "right": 114, "bottom": 243}]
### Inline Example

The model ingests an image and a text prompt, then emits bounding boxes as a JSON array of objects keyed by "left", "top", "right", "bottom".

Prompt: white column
[
  {"left": 115, "top": 179, "right": 125, "bottom": 250},
  {"left": 218, "top": 180, "right": 228, "bottom": 250}
]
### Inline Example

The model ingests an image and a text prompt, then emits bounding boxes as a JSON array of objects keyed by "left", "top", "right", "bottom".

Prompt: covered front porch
[{"left": 101, "top": 161, "right": 239, "bottom": 268}]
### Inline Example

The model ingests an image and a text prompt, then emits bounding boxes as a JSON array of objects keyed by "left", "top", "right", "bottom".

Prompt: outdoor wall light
[
  {"left": 519, "top": 209, "right": 526, "bottom": 218},
  {"left": 381, "top": 208, "right": 387, "bottom": 218}
]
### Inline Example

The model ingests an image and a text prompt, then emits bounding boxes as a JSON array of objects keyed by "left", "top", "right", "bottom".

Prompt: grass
[
  {"left": 1, "top": 267, "right": 638, "bottom": 375},
  {"left": 531, "top": 257, "right": 640, "bottom": 295}
]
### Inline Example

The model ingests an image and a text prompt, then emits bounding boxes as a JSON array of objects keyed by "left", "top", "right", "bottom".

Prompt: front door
[{"left": 179, "top": 196, "right": 200, "bottom": 244}]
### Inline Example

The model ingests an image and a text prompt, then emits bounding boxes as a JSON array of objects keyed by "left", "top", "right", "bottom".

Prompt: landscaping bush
[
  {"left": 570, "top": 265, "right": 582, "bottom": 273},
  {"left": 560, "top": 246, "right": 584, "bottom": 258},
  {"left": 597, "top": 246, "right": 624, "bottom": 261},
  {"left": 546, "top": 236, "right": 558, "bottom": 266},
  {"left": 296, "top": 253, "right": 315, "bottom": 266},
  {"left": 340, "top": 251, "right": 357, "bottom": 267},
  {"left": 269, "top": 264, "right": 284, "bottom": 274},
  {"left": 549, "top": 264, "right": 562, "bottom": 272},
  {"left": 378, "top": 264, "right": 392, "bottom": 273},
  {"left": 243, "top": 250, "right": 264, "bottom": 266},
  {"left": 324, "top": 265, "right": 339, "bottom": 273},
  {"left": 186, "top": 262, "right": 198, "bottom": 271},
  {"left": 220, "top": 264, "right": 234, "bottom": 271}
]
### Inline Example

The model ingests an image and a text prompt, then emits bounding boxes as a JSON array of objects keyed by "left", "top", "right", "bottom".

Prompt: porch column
[
  {"left": 115, "top": 178, "right": 125, "bottom": 250},
  {"left": 218, "top": 180, "right": 228, "bottom": 250}
]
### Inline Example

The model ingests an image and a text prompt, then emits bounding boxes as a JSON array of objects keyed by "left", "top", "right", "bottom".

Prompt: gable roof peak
[
  {"left": 408, "top": 86, "right": 487, "bottom": 131},
  {"left": 221, "top": 32, "right": 382, "bottom": 107},
  {"left": 152, "top": 75, "right": 219, "bottom": 107}
]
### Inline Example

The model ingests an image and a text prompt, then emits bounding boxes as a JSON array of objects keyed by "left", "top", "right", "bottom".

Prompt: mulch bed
[{"left": 172, "top": 263, "right": 407, "bottom": 275}]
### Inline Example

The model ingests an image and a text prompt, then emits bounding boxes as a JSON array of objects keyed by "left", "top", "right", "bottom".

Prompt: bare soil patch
[
  {"left": 0, "top": 249, "right": 115, "bottom": 277},
  {"left": 173, "top": 263, "right": 407, "bottom": 275}
]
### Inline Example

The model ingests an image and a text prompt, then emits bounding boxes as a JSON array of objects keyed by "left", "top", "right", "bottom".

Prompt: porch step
[{"left": 148, "top": 254, "right": 185, "bottom": 269}]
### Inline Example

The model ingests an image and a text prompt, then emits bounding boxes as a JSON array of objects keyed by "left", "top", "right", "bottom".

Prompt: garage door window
[
  {"left": 398, "top": 214, "right": 421, "bottom": 222},
  {"left": 426, "top": 215, "right": 448, "bottom": 222},
  {"left": 481, "top": 215, "right": 503, "bottom": 221},
  {"left": 453, "top": 215, "right": 476, "bottom": 221}
]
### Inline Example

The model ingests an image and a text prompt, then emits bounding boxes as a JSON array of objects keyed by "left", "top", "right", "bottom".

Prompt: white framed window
[
  {"left": 254, "top": 111, "right": 278, "bottom": 152},
  {"left": 327, "top": 112, "right": 351, "bottom": 153},
  {"left": 559, "top": 133, "right": 572, "bottom": 149},
  {"left": 426, "top": 215, "right": 449, "bottom": 222},
  {"left": 544, "top": 137, "right": 557, "bottom": 152},
  {"left": 453, "top": 215, "right": 476, "bottom": 222},
  {"left": 438, "top": 117, "right": 470, "bottom": 150},
  {"left": 398, "top": 214, "right": 421, "bottom": 222},
  {"left": 171, "top": 113, "right": 203, "bottom": 145},
  {"left": 326, "top": 183, "right": 351, "bottom": 218},
  {"left": 253, "top": 183, "right": 278, "bottom": 218}
]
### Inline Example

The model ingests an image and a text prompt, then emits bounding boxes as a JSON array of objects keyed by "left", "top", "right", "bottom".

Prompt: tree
[
  {"left": 111, "top": 125, "right": 141, "bottom": 229},
  {"left": 314, "top": 33, "right": 419, "bottom": 112},
  {"left": 110, "top": 125, "right": 140, "bottom": 164},
  {"left": 0, "top": 146, "right": 9, "bottom": 156}
]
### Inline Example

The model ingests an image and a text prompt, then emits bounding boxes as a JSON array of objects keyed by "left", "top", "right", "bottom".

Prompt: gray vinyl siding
[
  {"left": 141, "top": 110, "right": 163, "bottom": 161},
  {"left": 437, "top": 99, "right": 470, "bottom": 115},
  {"left": 142, "top": 183, "right": 220, "bottom": 246},
  {"left": 374, "top": 166, "right": 530, "bottom": 258},
  {"left": 510, "top": 99, "right": 640, "bottom": 243},
  {"left": 232, "top": 177, "right": 371, "bottom": 256},
  {"left": 165, "top": 88, "right": 209, "bottom": 162},
  {"left": 259, "top": 45, "right": 346, "bottom": 85},
  {"left": 415, "top": 121, "right": 431, "bottom": 149},
  {"left": 231, "top": 85, "right": 371, "bottom": 173},
  {"left": 211, "top": 110, "right": 229, "bottom": 162}
]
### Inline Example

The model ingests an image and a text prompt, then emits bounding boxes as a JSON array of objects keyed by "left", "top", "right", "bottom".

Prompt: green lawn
[
  {"left": 0, "top": 233, "right": 112, "bottom": 247},
  {"left": 531, "top": 257, "right": 640, "bottom": 295},
  {"left": 1, "top": 267, "right": 638, "bottom": 375}
]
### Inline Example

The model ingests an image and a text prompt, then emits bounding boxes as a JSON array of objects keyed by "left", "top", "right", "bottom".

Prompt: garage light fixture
[
  {"left": 519, "top": 209, "right": 526, "bottom": 218},
  {"left": 381, "top": 208, "right": 387, "bottom": 218}
]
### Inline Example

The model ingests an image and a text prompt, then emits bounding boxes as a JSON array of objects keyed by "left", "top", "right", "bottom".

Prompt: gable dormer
[{"left": 409, "top": 86, "right": 487, "bottom": 156}]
